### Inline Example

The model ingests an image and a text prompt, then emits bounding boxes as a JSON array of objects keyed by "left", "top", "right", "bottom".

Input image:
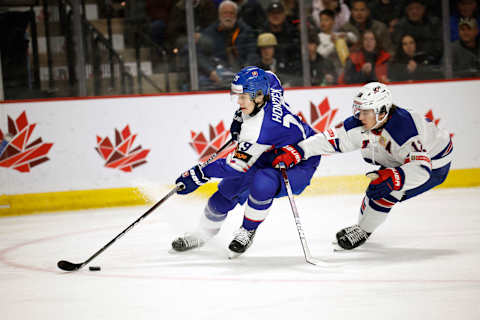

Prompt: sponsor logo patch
[{"left": 233, "top": 150, "right": 252, "bottom": 162}]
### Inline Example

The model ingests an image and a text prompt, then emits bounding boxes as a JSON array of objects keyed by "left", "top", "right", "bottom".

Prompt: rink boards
[{"left": 1, "top": 79, "right": 479, "bottom": 216}]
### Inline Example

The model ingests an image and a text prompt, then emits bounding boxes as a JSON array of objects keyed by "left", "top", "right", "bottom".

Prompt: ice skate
[
  {"left": 335, "top": 224, "right": 370, "bottom": 250},
  {"left": 171, "top": 232, "right": 208, "bottom": 252},
  {"left": 228, "top": 227, "right": 256, "bottom": 259}
]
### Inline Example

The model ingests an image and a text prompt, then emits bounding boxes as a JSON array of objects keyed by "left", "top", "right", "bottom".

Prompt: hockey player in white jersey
[{"left": 272, "top": 82, "right": 453, "bottom": 250}]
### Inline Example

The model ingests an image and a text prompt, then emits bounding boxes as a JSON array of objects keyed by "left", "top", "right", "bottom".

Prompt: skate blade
[
  {"left": 227, "top": 249, "right": 243, "bottom": 260},
  {"left": 332, "top": 241, "right": 347, "bottom": 252}
]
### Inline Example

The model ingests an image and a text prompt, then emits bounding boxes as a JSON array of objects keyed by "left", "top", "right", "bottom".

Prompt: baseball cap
[
  {"left": 459, "top": 17, "right": 478, "bottom": 29},
  {"left": 267, "top": 2, "right": 284, "bottom": 14}
]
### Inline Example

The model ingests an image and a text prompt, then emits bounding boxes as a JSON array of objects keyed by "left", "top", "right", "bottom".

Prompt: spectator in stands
[
  {"left": 342, "top": 30, "right": 390, "bottom": 84},
  {"left": 147, "top": 0, "right": 175, "bottom": 48},
  {"left": 196, "top": 0, "right": 257, "bottom": 90},
  {"left": 233, "top": 0, "right": 267, "bottom": 33},
  {"left": 368, "top": 0, "right": 403, "bottom": 34},
  {"left": 308, "top": 32, "right": 337, "bottom": 86},
  {"left": 450, "top": 0, "right": 480, "bottom": 42},
  {"left": 388, "top": 34, "right": 440, "bottom": 82},
  {"left": 283, "top": 0, "right": 300, "bottom": 26},
  {"left": 316, "top": 9, "right": 355, "bottom": 72},
  {"left": 166, "top": 0, "right": 217, "bottom": 50},
  {"left": 339, "top": 0, "right": 393, "bottom": 54},
  {"left": 255, "top": 32, "right": 282, "bottom": 73},
  {"left": 261, "top": 2, "right": 301, "bottom": 79},
  {"left": 451, "top": 17, "right": 480, "bottom": 78},
  {"left": 392, "top": 0, "right": 443, "bottom": 65},
  {"left": 312, "top": 0, "right": 351, "bottom": 32}
]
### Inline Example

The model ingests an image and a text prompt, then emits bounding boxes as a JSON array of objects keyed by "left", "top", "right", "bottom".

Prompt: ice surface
[{"left": 1, "top": 188, "right": 479, "bottom": 320}]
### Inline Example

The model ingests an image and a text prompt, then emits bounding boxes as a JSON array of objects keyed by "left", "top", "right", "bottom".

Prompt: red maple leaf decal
[
  {"left": 190, "top": 121, "right": 235, "bottom": 162},
  {"left": 298, "top": 98, "right": 339, "bottom": 132},
  {"left": 95, "top": 125, "right": 150, "bottom": 172},
  {"left": 0, "top": 111, "right": 53, "bottom": 172},
  {"left": 425, "top": 109, "right": 441, "bottom": 126},
  {"left": 425, "top": 109, "right": 454, "bottom": 138}
]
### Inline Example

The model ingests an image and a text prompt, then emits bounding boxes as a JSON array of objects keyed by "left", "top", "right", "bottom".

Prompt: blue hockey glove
[
  {"left": 230, "top": 109, "right": 243, "bottom": 141},
  {"left": 366, "top": 168, "right": 404, "bottom": 199},
  {"left": 175, "top": 165, "right": 210, "bottom": 195}
]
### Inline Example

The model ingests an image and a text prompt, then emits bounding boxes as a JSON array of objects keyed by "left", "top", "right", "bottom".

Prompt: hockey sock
[
  {"left": 358, "top": 195, "right": 398, "bottom": 233},
  {"left": 241, "top": 169, "right": 280, "bottom": 230},
  {"left": 197, "top": 192, "right": 235, "bottom": 236},
  {"left": 242, "top": 194, "right": 273, "bottom": 230}
]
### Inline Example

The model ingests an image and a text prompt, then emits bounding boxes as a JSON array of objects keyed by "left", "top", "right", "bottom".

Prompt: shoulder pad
[
  {"left": 344, "top": 116, "right": 363, "bottom": 131},
  {"left": 385, "top": 107, "right": 419, "bottom": 146}
]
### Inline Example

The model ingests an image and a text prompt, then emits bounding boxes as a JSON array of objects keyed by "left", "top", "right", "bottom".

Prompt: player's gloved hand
[
  {"left": 366, "top": 168, "right": 404, "bottom": 199},
  {"left": 271, "top": 144, "right": 305, "bottom": 168},
  {"left": 230, "top": 109, "right": 243, "bottom": 141},
  {"left": 175, "top": 165, "right": 210, "bottom": 195}
]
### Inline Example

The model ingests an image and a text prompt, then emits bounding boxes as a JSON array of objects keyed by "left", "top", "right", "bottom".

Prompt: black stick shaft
[{"left": 58, "top": 138, "right": 234, "bottom": 271}]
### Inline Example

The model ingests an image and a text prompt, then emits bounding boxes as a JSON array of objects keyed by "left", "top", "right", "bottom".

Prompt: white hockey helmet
[{"left": 352, "top": 82, "right": 392, "bottom": 129}]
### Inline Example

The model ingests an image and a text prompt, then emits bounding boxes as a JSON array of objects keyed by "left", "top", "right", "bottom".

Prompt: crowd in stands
[{"left": 147, "top": 0, "right": 480, "bottom": 90}]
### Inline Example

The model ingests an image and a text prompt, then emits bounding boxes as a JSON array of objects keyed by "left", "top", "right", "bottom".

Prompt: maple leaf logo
[
  {"left": 95, "top": 125, "right": 150, "bottom": 172},
  {"left": 0, "top": 111, "right": 53, "bottom": 172},
  {"left": 297, "top": 97, "right": 339, "bottom": 133},
  {"left": 190, "top": 121, "right": 235, "bottom": 162},
  {"left": 425, "top": 109, "right": 454, "bottom": 138}
]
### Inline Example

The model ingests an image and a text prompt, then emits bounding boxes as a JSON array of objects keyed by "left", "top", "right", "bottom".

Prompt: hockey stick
[
  {"left": 57, "top": 138, "right": 234, "bottom": 271},
  {"left": 278, "top": 163, "right": 323, "bottom": 266}
]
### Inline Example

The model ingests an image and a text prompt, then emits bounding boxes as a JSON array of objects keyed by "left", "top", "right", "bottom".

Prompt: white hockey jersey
[{"left": 299, "top": 106, "right": 453, "bottom": 191}]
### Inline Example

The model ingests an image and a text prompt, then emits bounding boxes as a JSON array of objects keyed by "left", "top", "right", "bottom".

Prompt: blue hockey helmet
[{"left": 231, "top": 66, "right": 270, "bottom": 101}]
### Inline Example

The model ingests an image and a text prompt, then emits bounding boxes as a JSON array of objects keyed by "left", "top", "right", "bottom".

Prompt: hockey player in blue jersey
[
  {"left": 229, "top": 68, "right": 285, "bottom": 141},
  {"left": 272, "top": 82, "right": 453, "bottom": 250},
  {"left": 172, "top": 66, "right": 321, "bottom": 256}
]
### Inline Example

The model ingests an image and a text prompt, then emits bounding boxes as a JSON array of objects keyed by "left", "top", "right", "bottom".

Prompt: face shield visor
[
  {"left": 230, "top": 83, "right": 253, "bottom": 109},
  {"left": 352, "top": 99, "right": 364, "bottom": 119}
]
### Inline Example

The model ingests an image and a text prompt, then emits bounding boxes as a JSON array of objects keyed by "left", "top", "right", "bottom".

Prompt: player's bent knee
[
  {"left": 250, "top": 169, "right": 281, "bottom": 200},
  {"left": 209, "top": 191, "right": 237, "bottom": 214}
]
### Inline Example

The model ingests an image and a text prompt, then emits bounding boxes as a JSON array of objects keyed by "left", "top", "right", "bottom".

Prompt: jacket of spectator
[
  {"left": 342, "top": 49, "right": 390, "bottom": 84},
  {"left": 451, "top": 40, "right": 480, "bottom": 77},
  {"left": 451, "top": 18, "right": 480, "bottom": 78},
  {"left": 235, "top": 0, "right": 267, "bottom": 32},
  {"left": 388, "top": 34, "right": 440, "bottom": 82},
  {"left": 197, "top": 19, "right": 257, "bottom": 76},
  {"left": 312, "top": 0, "right": 351, "bottom": 32}
]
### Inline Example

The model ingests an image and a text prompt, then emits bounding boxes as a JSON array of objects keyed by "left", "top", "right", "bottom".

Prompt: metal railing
[{"left": 59, "top": 0, "right": 135, "bottom": 96}]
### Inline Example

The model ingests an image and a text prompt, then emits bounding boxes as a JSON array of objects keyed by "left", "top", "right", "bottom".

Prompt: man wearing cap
[
  {"left": 450, "top": 0, "right": 480, "bottom": 42},
  {"left": 196, "top": 0, "right": 257, "bottom": 90},
  {"left": 392, "top": 0, "right": 443, "bottom": 65},
  {"left": 260, "top": 1, "right": 301, "bottom": 82},
  {"left": 452, "top": 17, "right": 480, "bottom": 78}
]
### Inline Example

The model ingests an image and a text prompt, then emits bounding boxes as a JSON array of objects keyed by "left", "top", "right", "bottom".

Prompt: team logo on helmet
[
  {"left": 251, "top": 71, "right": 258, "bottom": 77},
  {"left": 373, "top": 86, "right": 381, "bottom": 93}
]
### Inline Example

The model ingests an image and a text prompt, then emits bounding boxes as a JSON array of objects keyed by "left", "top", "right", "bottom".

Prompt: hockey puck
[{"left": 89, "top": 266, "right": 101, "bottom": 271}]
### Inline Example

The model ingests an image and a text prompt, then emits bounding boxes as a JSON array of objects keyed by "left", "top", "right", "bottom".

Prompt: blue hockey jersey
[{"left": 203, "top": 97, "right": 319, "bottom": 178}]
